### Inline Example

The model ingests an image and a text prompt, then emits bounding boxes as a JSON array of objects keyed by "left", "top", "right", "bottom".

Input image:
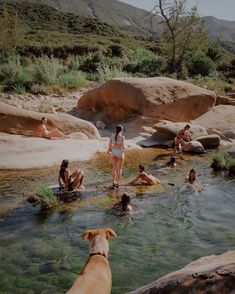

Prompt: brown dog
[{"left": 67, "top": 228, "right": 117, "bottom": 294}]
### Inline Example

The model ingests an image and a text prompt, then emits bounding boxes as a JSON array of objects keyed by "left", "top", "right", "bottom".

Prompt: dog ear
[
  {"left": 82, "top": 229, "right": 94, "bottom": 240},
  {"left": 105, "top": 228, "right": 117, "bottom": 240}
]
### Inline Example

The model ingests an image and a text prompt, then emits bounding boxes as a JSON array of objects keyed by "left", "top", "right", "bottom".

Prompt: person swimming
[
  {"left": 113, "top": 193, "right": 133, "bottom": 214},
  {"left": 58, "top": 159, "right": 84, "bottom": 191},
  {"left": 36, "top": 117, "right": 66, "bottom": 139},
  {"left": 185, "top": 168, "right": 197, "bottom": 185},
  {"left": 128, "top": 164, "right": 161, "bottom": 186}
]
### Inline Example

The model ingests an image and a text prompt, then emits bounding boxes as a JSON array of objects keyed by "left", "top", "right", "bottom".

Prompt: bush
[
  {"left": 127, "top": 48, "right": 156, "bottom": 63},
  {"left": 106, "top": 44, "right": 125, "bottom": 58},
  {"left": 57, "top": 71, "right": 86, "bottom": 89},
  {"left": 188, "top": 55, "right": 216, "bottom": 76},
  {"left": 206, "top": 46, "right": 222, "bottom": 62},
  {"left": 210, "top": 149, "right": 230, "bottom": 171},
  {"left": 0, "top": 56, "right": 32, "bottom": 89},
  {"left": 79, "top": 52, "right": 104, "bottom": 73},
  {"left": 32, "top": 56, "right": 61, "bottom": 85},
  {"left": 36, "top": 185, "right": 59, "bottom": 209},
  {"left": 97, "top": 62, "right": 130, "bottom": 82}
]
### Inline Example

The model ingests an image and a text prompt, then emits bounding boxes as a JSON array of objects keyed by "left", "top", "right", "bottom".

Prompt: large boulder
[
  {"left": 77, "top": 77, "right": 217, "bottom": 123},
  {"left": 193, "top": 105, "right": 235, "bottom": 140},
  {"left": 153, "top": 120, "right": 208, "bottom": 141},
  {"left": 182, "top": 141, "right": 205, "bottom": 153},
  {"left": 196, "top": 134, "right": 220, "bottom": 149},
  {"left": 130, "top": 249, "right": 235, "bottom": 294},
  {"left": 0, "top": 101, "right": 99, "bottom": 139}
]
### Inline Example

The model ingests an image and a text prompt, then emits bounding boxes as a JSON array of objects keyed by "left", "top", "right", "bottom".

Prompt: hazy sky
[{"left": 120, "top": 0, "right": 235, "bottom": 21}]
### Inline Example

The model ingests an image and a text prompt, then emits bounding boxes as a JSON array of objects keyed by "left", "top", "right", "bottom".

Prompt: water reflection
[{"left": 0, "top": 150, "right": 235, "bottom": 293}]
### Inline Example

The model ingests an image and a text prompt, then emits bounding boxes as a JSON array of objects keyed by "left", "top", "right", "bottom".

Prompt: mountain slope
[
  {"left": 8, "top": 0, "right": 163, "bottom": 38},
  {"left": 204, "top": 16, "right": 235, "bottom": 42}
]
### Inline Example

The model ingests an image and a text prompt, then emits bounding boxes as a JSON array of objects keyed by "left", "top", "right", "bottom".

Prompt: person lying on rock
[
  {"left": 127, "top": 164, "right": 160, "bottom": 186},
  {"left": 113, "top": 193, "right": 133, "bottom": 214},
  {"left": 36, "top": 117, "right": 66, "bottom": 139},
  {"left": 174, "top": 124, "right": 192, "bottom": 153},
  {"left": 58, "top": 159, "right": 84, "bottom": 191}
]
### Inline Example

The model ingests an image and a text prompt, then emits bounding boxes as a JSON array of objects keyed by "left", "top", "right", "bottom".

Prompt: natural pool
[{"left": 0, "top": 149, "right": 235, "bottom": 294}]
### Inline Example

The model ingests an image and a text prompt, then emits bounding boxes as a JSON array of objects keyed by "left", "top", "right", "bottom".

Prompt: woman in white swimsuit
[
  {"left": 36, "top": 117, "right": 66, "bottom": 139},
  {"left": 107, "top": 125, "right": 125, "bottom": 188}
]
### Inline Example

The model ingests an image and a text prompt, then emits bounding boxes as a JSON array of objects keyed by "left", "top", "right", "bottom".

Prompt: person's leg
[
  {"left": 111, "top": 157, "right": 118, "bottom": 185},
  {"left": 71, "top": 170, "right": 84, "bottom": 189},
  {"left": 49, "top": 128, "right": 66, "bottom": 138},
  {"left": 116, "top": 156, "right": 124, "bottom": 186}
]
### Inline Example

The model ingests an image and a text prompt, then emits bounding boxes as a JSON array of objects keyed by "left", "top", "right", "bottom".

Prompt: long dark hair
[
  {"left": 59, "top": 159, "right": 69, "bottom": 180},
  {"left": 121, "top": 193, "right": 130, "bottom": 211},
  {"left": 40, "top": 117, "right": 46, "bottom": 124},
  {"left": 139, "top": 164, "right": 150, "bottom": 175},
  {"left": 115, "top": 125, "right": 123, "bottom": 142},
  {"left": 189, "top": 168, "right": 196, "bottom": 181}
]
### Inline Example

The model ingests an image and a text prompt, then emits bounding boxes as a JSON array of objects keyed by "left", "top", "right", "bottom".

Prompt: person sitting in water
[
  {"left": 58, "top": 159, "right": 84, "bottom": 191},
  {"left": 174, "top": 124, "right": 191, "bottom": 153},
  {"left": 127, "top": 164, "right": 160, "bottom": 186},
  {"left": 185, "top": 168, "right": 197, "bottom": 185},
  {"left": 154, "top": 155, "right": 177, "bottom": 169},
  {"left": 36, "top": 117, "right": 66, "bottom": 139},
  {"left": 113, "top": 193, "right": 133, "bottom": 214}
]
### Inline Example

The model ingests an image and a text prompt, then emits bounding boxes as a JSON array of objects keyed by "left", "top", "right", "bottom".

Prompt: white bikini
[{"left": 111, "top": 134, "right": 124, "bottom": 157}]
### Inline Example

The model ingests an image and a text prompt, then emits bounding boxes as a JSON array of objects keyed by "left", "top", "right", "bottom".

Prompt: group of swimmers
[{"left": 35, "top": 118, "right": 198, "bottom": 213}]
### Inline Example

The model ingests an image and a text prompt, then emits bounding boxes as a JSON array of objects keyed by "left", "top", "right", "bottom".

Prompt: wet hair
[
  {"left": 121, "top": 193, "right": 131, "bottom": 211},
  {"left": 167, "top": 156, "right": 176, "bottom": 166},
  {"left": 185, "top": 124, "right": 190, "bottom": 129},
  {"left": 189, "top": 168, "right": 196, "bottom": 180},
  {"left": 115, "top": 125, "right": 123, "bottom": 142},
  {"left": 138, "top": 164, "right": 145, "bottom": 172},
  {"left": 59, "top": 159, "right": 69, "bottom": 181},
  {"left": 40, "top": 117, "right": 46, "bottom": 123}
]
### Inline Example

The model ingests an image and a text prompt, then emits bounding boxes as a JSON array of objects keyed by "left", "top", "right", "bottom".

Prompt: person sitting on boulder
[
  {"left": 58, "top": 159, "right": 84, "bottom": 191},
  {"left": 174, "top": 124, "right": 191, "bottom": 153},
  {"left": 185, "top": 168, "right": 197, "bottom": 185},
  {"left": 36, "top": 117, "right": 66, "bottom": 139},
  {"left": 113, "top": 193, "right": 133, "bottom": 214},
  {"left": 127, "top": 164, "right": 160, "bottom": 186}
]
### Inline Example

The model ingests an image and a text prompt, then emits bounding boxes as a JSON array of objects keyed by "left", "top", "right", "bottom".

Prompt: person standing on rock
[
  {"left": 36, "top": 117, "right": 66, "bottom": 139},
  {"left": 174, "top": 124, "right": 191, "bottom": 153},
  {"left": 107, "top": 125, "right": 125, "bottom": 188}
]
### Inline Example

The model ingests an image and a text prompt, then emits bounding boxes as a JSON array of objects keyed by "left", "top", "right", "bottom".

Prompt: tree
[{"left": 152, "top": 0, "right": 208, "bottom": 74}]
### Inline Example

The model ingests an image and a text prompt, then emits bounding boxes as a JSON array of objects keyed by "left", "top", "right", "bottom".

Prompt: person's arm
[
  {"left": 107, "top": 137, "right": 112, "bottom": 154},
  {"left": 58, "top": 174, "right": 63, "bottom": 188},
  {"left": 128, "top": 173, "right": 141, "bottom": 185},
  {"left": 121, "top": 135, "right": 126, "bottom": 149},
  {"left": 63, "top": 170, "right": 70, "bottom": 191}
]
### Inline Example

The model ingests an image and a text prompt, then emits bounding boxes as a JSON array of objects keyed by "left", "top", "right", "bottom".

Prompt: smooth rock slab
[
  {"left": 196, "top": 134, "right": 220, "bottom": 149},
  {"left": 130, "top": 249, "right": 235, "bottom": 294}
]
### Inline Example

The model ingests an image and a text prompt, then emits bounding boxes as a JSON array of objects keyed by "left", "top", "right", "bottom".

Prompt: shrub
[
  {"left": 188, "top": 55, "right": 216, "bottom": 76},
  {"left": 32, "top": 56, "right": 61, "bottom": 85},
  {"left": 57, "top": 71, "right": 86, "bottom": 89},
  {"left": 36, "top": 185, "right": 59, "bottom": 209},
  {"left": 79, "top": 52, "right": 104, "bottom": 73},
  {"left": 210, "top": 149, "right": 230, "bottom": 171},
  {"left": 97, "top": 62, "right": 130, "bottom": 82},
  {"left": 127, "top": 48, "right": 156, "bottom": 63},
  {"left": 0, "top": 56, "right": 32, "bottom": 89},
  {"left": 106, "top": 44, "right": 125, "bottom": 58},
  {"left": 206, "top": 46, "right": 222, "bottom": 62}
]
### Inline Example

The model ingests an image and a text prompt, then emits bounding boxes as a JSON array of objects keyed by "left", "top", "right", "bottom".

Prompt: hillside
[
  {"left": 0, "top": 0, "right": 141, "bottom": 54},
  {"left": 9, "top": 0, "right": 235, "bottom": 55},
  {"left": 7, "top": 0, "right": 163, "bottom": 38}
]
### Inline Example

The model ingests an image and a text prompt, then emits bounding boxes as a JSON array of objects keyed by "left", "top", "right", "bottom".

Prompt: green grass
[
  {"left": 0, "top": 203, "right": 10, "bottom": 218},
  {"left": 36, "top": 185, "right": 59, "bottom": 209}
]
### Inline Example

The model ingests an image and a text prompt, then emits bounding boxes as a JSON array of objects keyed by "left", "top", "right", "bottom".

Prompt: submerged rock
[
  {"left": 182, "top": 141, "right": 206, "bottom": 154},
  {"left": 130, "top": 250, "right": 235, "bottom": 294}
]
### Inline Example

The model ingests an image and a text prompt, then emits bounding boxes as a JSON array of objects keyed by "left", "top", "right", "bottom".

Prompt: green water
[{"left": 0, "top": 149, "right": 235, "bottom": 293}]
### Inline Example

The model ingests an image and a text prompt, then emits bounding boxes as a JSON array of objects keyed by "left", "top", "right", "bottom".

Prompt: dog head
[{"left": 82, "top": 228, "right": 117, "bottom": 258}]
